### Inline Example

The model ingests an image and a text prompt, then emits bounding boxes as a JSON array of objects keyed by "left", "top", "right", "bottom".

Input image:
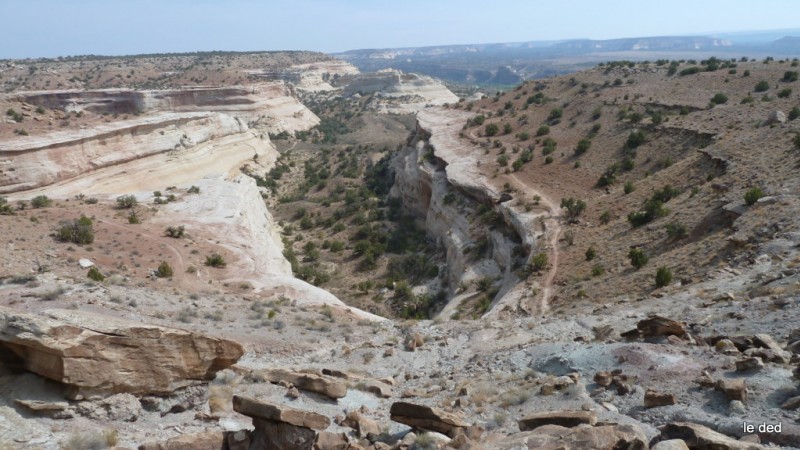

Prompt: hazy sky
[{"left": 2, "top": 0, "right": 799, "bottom": 59}]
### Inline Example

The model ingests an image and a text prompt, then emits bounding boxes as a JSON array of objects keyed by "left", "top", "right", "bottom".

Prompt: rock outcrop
[
  {"left": 389, "top": 401, "right": 469, "bottom": 437},
  {"left": 255, "top": 369, "right": 347, "bottom": 399},
  {"left": 0, "top": 307, "right": 243, "bottom": 397},
  {"left": 654, "top": 422, "right": 765, "bottom": 449},
  {"left": 233, "top": 395, "right": 329, "bottom": 450}
]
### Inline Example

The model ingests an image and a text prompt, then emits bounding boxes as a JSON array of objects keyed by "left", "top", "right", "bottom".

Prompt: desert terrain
[{"left": 0, "top": 51, "right": 799, "bottom": 450}]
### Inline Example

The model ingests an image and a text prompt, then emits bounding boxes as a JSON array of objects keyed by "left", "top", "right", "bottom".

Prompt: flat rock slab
[
  {"left": 258, "top": 368, "right": 346, "bottom": 399},
  {"left": 390, "top": 401, "right": 468, "bottom": 437},
  {"left": 656, "top": 422, "right": 765, "bottom": 450},
  {"left": 0, "top": 307, "right": 243, "bottom": 397},
  {"left": 233, "top": 395, "right": 330, "bottom": 431},
  {"left": 496, "top": 424, "right": 646, "bottom": 450},
  {"left": 518, "top": 411, "right": 597, "bottom": 431}
]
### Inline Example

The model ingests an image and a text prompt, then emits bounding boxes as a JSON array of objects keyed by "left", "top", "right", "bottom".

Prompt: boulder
[
  {"left": 644, "top": 389, "right": 677, "bottom": 408},
  {"left": 232, "top": 395, "right": 330, "bottom": 430},
  {"left": 765, "top": 111, "right": 786, "bottom": 125},
  {"left": 518, "top": 411, "right": 597, "bottom": 431},
  {"left": 637, "top": 316, "right": 686, "bottom": 337},
  {"left": 257, "top": 369, "right": 346, "bottom": 399},
  {"left": 716, "top": 379, "right": 748, "bottom": 403},
  {"left": 735, "top": 357, "right": 764, "bottom": 372},
  {"left": 497, "top": 424, "right": 647, "bottom": 450},
  {"left": 654, "top": 422, "right": 765, "bottom": 449},
  {"left": 390, "top": 401, "right": 468, "bottom": 437},
  {"left": 781, "top": 395, "right": 800, "bottom": 410},
  {"left": 313, "top": 431, "right": 352, "bottom": 450},
  {"left": 0, "top": 308, "right": 243, "bottom": 397},
  {"left": 342, "top": 411, "right": 380, "bottom": 438},
  {"left": 651, "top": 440, "right": 690, "bottom": 450}
]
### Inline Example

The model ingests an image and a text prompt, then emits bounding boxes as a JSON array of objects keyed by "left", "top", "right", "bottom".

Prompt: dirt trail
[{"left": 509, "top": 174, "right": 561, "bottom": 314}]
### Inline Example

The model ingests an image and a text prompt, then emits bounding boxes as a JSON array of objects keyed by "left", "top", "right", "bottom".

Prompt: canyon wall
[{"left": 390, "top": 115, "right": 534, "bottom": 317}]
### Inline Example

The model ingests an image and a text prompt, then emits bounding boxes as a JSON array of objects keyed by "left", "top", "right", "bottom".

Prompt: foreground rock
[
  {"left": 654, "top": 422, "right": 765, "bottom": 450},
  {"left": 495, "top": 423, "right": 647, "bottom": 450},
  {"left": 517, "top": 411, "right": 597, "bottom": 431},
  {"left": 233, "top": 395, "right": 330, "bottom": 450},
  {"left": 390, "top": 401, "right": 469, "bottom": 437},
  {"left": 256, "top": 369, "right": 347, "bottom": 399},
  {"left": 0, "top": 307, "right": 243, "bottom": 397}
]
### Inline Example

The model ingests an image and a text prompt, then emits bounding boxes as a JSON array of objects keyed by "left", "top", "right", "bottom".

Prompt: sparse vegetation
[
  {"left": 156, "top": 261, "right": 174, "bottom": 278},
  {"left": 655, "top": 266, "right": 673, "bottom": 288},
  {"left": 116, "top": 195, "right": 137, "bottom": 209},
  {"left": 560, "top": 197, "right": 586, "bottom": 222},
  {"left": 205, "top": 253, "right": 227, "bottom": 268},
  {"left": 744, "top": 187, "right": 764, "bottom": 206},
  {"left": 30, "top": 195, "right": 52, "bottom": 208},
  {"left": 56, "top": 216, "right": 95, "bottom": 244},
  {"left": 628, "top": 248, "right": 649, "bottom": 269}
]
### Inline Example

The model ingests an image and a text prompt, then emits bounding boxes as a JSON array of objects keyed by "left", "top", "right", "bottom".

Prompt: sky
[{"left": 1, "top": 0, "right": 799, "bottom": 59}]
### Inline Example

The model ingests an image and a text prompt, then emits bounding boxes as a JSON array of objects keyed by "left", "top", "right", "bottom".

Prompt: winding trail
[{"left": 509, "top": 174, "right": 561, "bottom": 314}]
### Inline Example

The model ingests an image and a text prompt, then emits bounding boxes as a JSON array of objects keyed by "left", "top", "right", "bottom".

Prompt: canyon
[{"left": 0, "top": 51, "right": 799, "bottom": 450}]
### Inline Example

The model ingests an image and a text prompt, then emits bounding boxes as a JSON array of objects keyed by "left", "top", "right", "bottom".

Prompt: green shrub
[
  {"left": 744, "top": 187, "right": 764, "bottom": 206},
  {"left": 628, "top": 248, "right": 649, "bottom": 269},
  {"left": 777, "top": 88, "right": 792, "bottom": 98},
  {"left": 0, "top": 197, "right": 14, "bottom": 215},
  {"left": 783, "top": 71, "right": 799, "bottom": 82},
  {"left": 485, "top": 123, "right": 499, "bottom": 136},
  {"left": 710, "top": 93, "right": 728, "bottom": 105},
  {"left": 754, "top": 80, "right": 770, "bottom": 92},
  {"left": 205, "top": 253, "right": 227, "bottom": 268},
  {"left": 56, "top": 216, "right": 94, "bottom": 244},
  {"left": 574, "top": 139, "right": 591, "bottom": 156},
  {"left": 31, "top": 195, "right": 52, "bottom": 208},
  {"left": 156, "top": 261, "right": 174, "bottom": 278},
  {"left": 529, "top": 253, "right": 548, "bottom": 272},
  {"left": 547, "top": 107, "right": 563, "bottom": 122},
  {"left": 127, "top": 211, "right": 140, "bottom": 224},
  {"left": 665, "top": 222, "right": 688, "bottom": 239},
  {"left": 560, "top": 197, "right": 586, "bottom": 221},
  {"left": 516, "top": 131, "right": 530, "bottom": 141},
  {"left": 116, "top": 195, "right": 137, "bottom": 209},
  {"left": 535, "top": 125, "right": 550, "bottom": 136},
  {"left": 187, "top": 185, "right": 201, "bottom": 194},
  {"left": 655, "top": 266, "right": 673, "bottom": 288},
  {"left": 625, "top": 131, "right": 646, "bottom": 149},
  {"left": 623, "top": 181, "right": 635, "bottom": 194},
  {"left": 679, "top": 66, "right": 701, "bottom": 76},
  {"left": 585, "top": 247, "right": 596, "bottom": 261},
  {"left": 789, "top": 107, "right": 800, "bottom": 121},
  {"left": 599, "top": 210, "right": 611, "bottom": 224},
  {"left": 87, "top": 266, "right": 105, "bottom": 282},
  {"left": 165, "top": 225, "right": 185, "bottom": 238},
  {"left": 329, "top": 240, "right": 344, "bottom": 252},
  {"left": 591, "top": 264, "right": 605, "bottom": 277},
  {"left": 503, "top": 123, "right": 513, "bottom": 134},
  {"left": 628, "top": 199, "right": 669, "bottom": 227},
  {"left": 544, "top": 156, "right": 554, "bottom": 164}
]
